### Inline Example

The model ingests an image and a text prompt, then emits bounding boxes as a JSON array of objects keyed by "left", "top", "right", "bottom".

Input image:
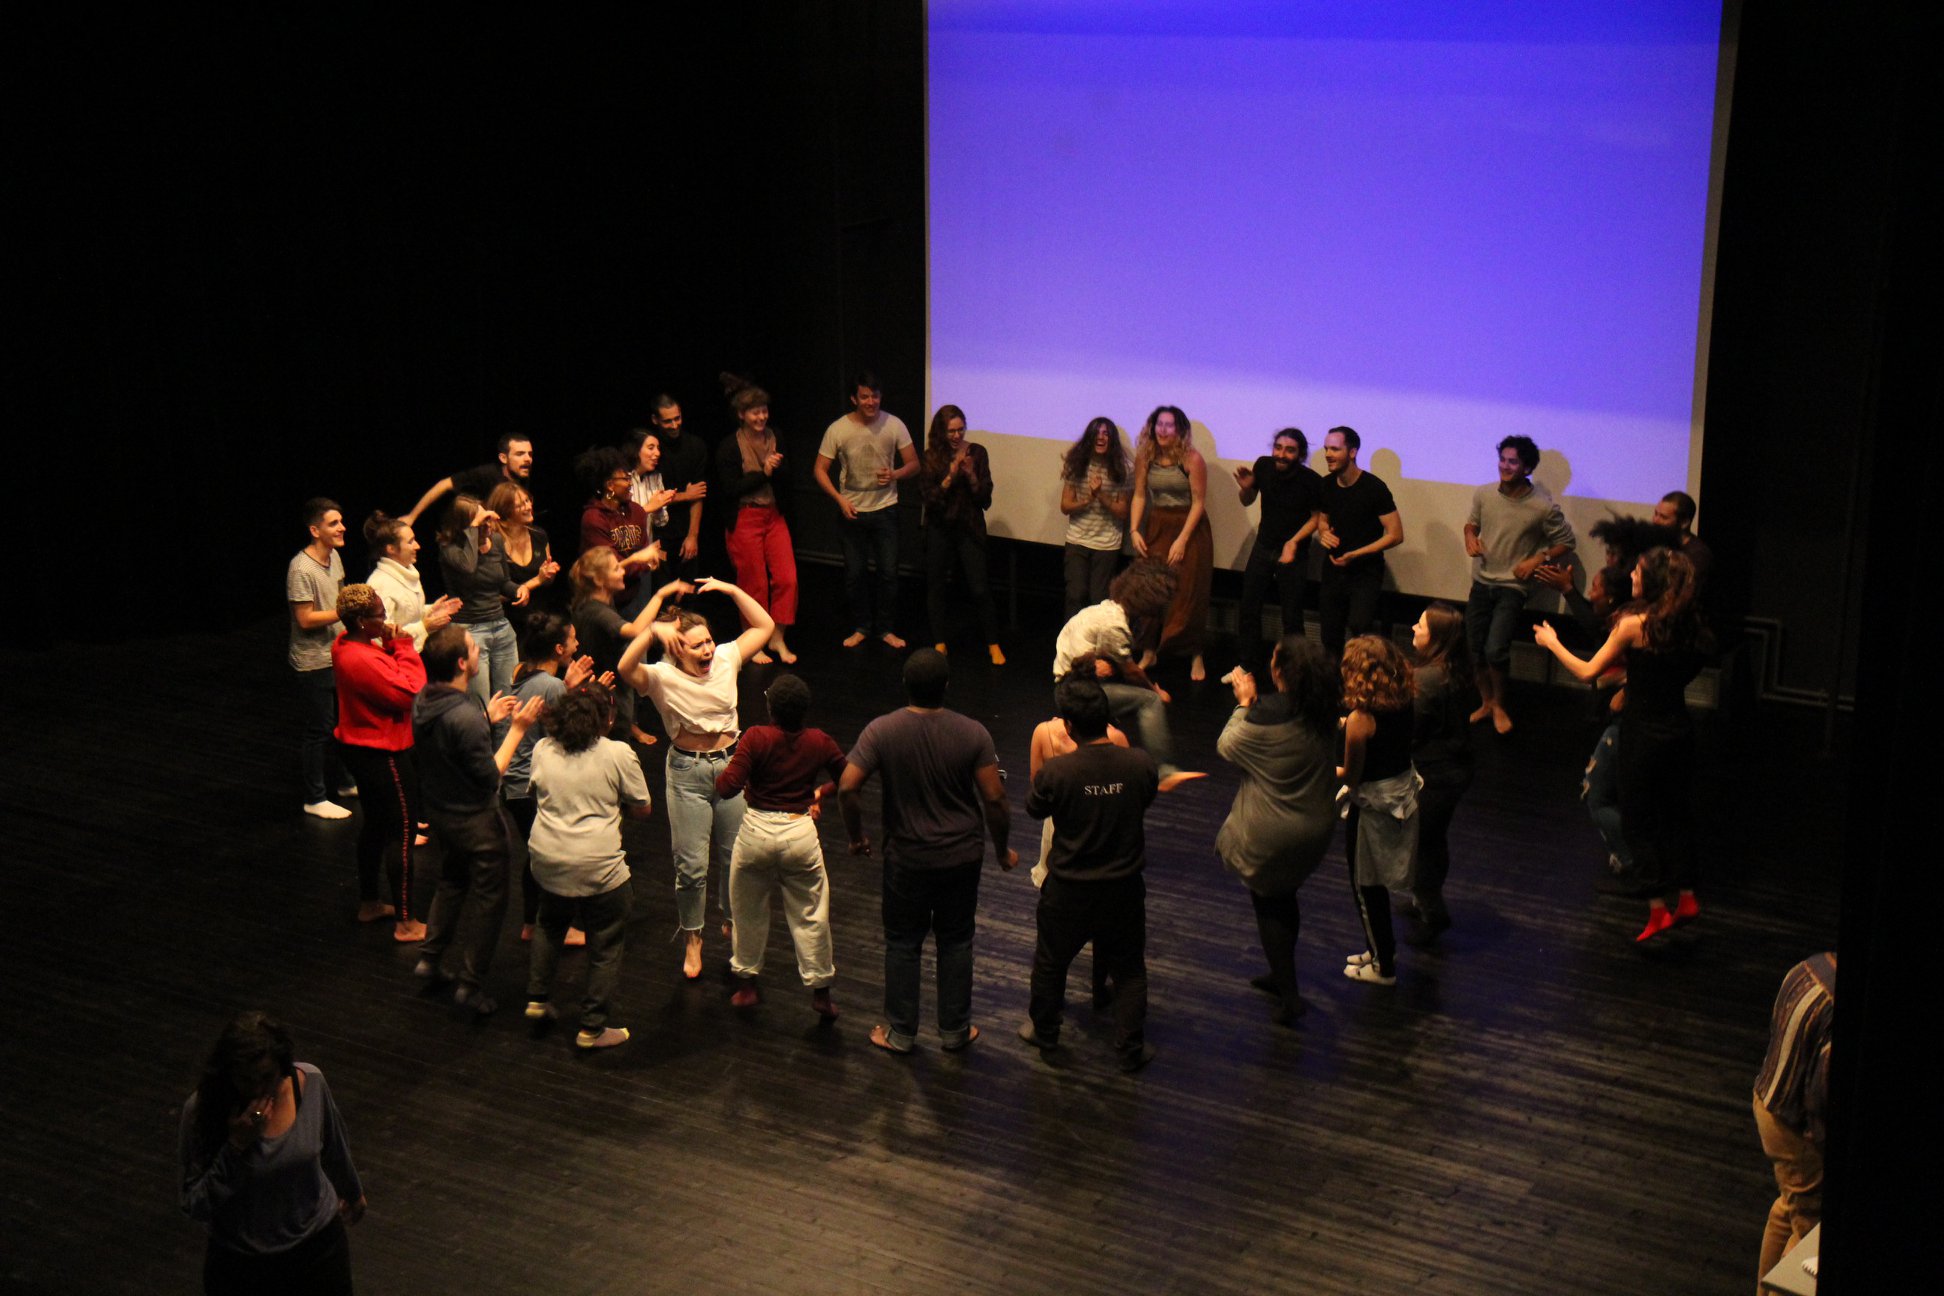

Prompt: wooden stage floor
[{"left": 1, "top": 569, "right": 1843, "bottom": 1295}]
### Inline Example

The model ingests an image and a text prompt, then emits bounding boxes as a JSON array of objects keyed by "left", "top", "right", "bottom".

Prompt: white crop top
[{"left": 639, "top": 641, "right": 743, "bottom": 740}]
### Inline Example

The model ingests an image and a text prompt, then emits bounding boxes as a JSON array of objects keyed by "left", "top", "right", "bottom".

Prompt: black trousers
[
  {"left": 1319, "top": 558, "right": 1384, "bottom": 656},
  {"left": 420, "top": 802, "right": 513, "bottom": 987},
  {"left": 1344, "top": 805, "right": 1397, "bottom": 976},
  {"left": 1413, "top": 767, "right": 1472, "bottom": 925},
  {"left": 1616, "top": 716, "right": 1697, "bottom": 899},
  {"left": 1029, "top": 873, "right": 1149, "bottom": 1055},
  {"left": 1238, "top": 542, "right": 1307, "bottom": 671},
  {"left": 336, "top": 743, "right": 421, "bottom": 917},
  {"left": 503, "top": 795, "right": 540, "bottom": 924},
  {"left": 204, "top": 1217, "right": 351, "bottom": 1296},
  {"left": 1249, "top": 888, "right": 1303, "bottom": 1006},
  {"left": 926, "top": 526, "right": 998, "bottom": 646}
]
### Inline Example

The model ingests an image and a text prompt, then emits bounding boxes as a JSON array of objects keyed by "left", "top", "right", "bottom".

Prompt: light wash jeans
[
  {"left": 666, "top": 747, "right": 745, "bottom": 932},
  {"left": 728, "top": 810, "right": 834, "bottom": 987},
  {"left": 462, "top": 616, "right": 519, "bottom": 728}
]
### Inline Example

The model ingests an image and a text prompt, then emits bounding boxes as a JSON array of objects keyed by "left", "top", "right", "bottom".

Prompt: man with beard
[{"left": 1232, "top": 427, "right": 1322, "bottom": 672}]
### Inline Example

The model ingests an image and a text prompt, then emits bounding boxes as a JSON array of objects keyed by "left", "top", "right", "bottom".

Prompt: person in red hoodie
[{"left": 332, "top": 583, "right": 430, "bottom": 942}]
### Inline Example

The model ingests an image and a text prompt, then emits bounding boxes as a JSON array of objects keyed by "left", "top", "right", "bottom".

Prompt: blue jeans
[
  {"left": 1582, "top": 722, "right": 1632, "bottom": 872},
  {"left": 1465, "top": 582, "right": 1528, "bottom": 669},
  {"left": 839, "top": 505, "right": 901, "bottom": 636},
  {"left": 295, "top": 666, "right": 349, "bottom": 804},
  {"left": 665, "top": 747, "right": 746, "bottom": 932},
  {"left": 881, "top": 859, "right": 982, "bottom": 1049},
  {"left": 1100, "top": 681, "right": 1178, "bottom": 781},
  {"left": 462, "top": 616, "right": 519, "bottom": 713}
]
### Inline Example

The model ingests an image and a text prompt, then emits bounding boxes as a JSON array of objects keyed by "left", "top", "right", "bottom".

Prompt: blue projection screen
[{"left": 926, "top": 1, "right": 1726, "bottom": 599}]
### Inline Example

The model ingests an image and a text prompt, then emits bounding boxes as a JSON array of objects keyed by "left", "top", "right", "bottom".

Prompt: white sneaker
[{"left": 304, "top": 801, "right": 352, "bottom": 820}]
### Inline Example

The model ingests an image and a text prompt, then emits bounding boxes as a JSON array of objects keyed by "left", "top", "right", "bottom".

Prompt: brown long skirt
[{"left": 1143, "top": 506, "right": 1213, "bottom": 658}]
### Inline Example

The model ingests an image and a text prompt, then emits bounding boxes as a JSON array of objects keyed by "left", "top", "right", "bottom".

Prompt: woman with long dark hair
[
  {"left": 1339, "top": 634, "right": 1421, "bottom": 987},
  {"left": 717, "top": 373, "right": 798, "bottom": 664},
  {"left": 179, "top": 1011, "right": 365, "bottom": 1295},
  {"left": 1059, "top": 416, "right": 1132, "bottom": 616},
  {"left": 331, "top": 583, "right": 429, "bottom": 942},
  {"left": 1406, "top": 601, "right": 1475, "bottom": 945},
  {"left": 1535, "top": 547, "right": 1711, "bottom": 944},
  {"left": 517, "top": 682, "right": 652, "bottom": 1049},
  {"left": 1130, "top": 404, "right": 1213, "bottom": 680},
  {"left": 921, "top": 404, "right": 1003, "bottom": 663},
  {"left": 1217, "top": 636, "right": 1340, "bottom": 1025}
]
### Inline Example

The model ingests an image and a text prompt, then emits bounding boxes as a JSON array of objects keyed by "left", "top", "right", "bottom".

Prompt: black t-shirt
[
  {"left": 571, "top": 600, "right": 627, "bottom": 677},
  {"left": 1027, "top": 742, "right": 1159, "bottom": 883},
  {"left": 451, "top": 462, "right": 511, "bottom": 505},
  {"left": 1321, "top": 470, "right": 1397, "bottom": 571},
  {"left": 1252, "top": 457, "right": 1320, "bottom": 551},
  {"left": 655, "top": 432, "right": 711, "bottom": 540}
]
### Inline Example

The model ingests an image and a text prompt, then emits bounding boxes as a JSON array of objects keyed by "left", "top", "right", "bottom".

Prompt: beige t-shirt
[{"left": 818, "top": 412, "right": 913, "bottom": 514}]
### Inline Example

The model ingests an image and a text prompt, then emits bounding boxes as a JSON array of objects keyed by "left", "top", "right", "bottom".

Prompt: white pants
[{"left": 728, "top": 810, "right": 835, "bottom": 987}]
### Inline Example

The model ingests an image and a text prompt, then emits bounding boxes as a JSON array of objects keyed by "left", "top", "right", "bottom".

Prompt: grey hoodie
[{"left": 412, "top": 684, "right": 499, "bottom": 814}]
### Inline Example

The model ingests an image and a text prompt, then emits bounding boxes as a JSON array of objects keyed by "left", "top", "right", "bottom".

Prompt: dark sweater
[
  {"left": 412, "top": 684, "right": 500, "bottom": 813},
  {"left": 1027, "top": 741, "right": 1159, "bottom": 883},
  {"left": 715, "top": 725, "right": 847, "bottom": 814},
  {"left": 438, "top": 527, "right": 518, "bottom": 625}
]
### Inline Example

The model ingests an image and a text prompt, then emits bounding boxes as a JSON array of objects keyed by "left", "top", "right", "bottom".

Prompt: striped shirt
[{"left": 1753, "top": 952, "right": 1836, "bottom": 1144}]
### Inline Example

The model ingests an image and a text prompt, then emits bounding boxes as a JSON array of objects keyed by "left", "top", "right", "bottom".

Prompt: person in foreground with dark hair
[
  {"left": 1019, "top": 677, "right": 1161, "bottom": 1072},
  {"left": 179, "top": 1011, "right": 365, "bottom": 1295},
  {"left": 714, "top": 673, "right": 848, "bottom": 1017},
  {"left": 411, "top": 624, "right": 525, "bottom": 1015},
  {"left": 1462, "top": 434, "right": 1575, "bottom": 734},
  {"left": 400, "top": 433, "right": 536, "bottom": 530},
  {"left": 290, "top": 497, "right": 356, "bottom": 820},
  {"left": 1216, "top": 635, "right": 1339, "bottom": 1026},
  {"left": 502, "top": 613, "right": 606, "bottom": 945},
  {"left": 519, "top": 682, "right": 650, "bottom": 1050},
  {"left": 840, "top": 648, "right": 1015, "bottom": 1054},
  {"left": 1535, "top": 547, "right": 1711, "bottom": 945},
  {"left": 1052, "top": 558, "right": 1204, "bottom": 791},
  {"left": 1405, "top": 602, "right": 1476, "bottom": 945}
]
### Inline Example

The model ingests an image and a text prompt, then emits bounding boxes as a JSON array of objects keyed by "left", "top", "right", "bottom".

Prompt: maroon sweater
[{"left": 715, "top": 725, "right": 846, "bottom": 813}]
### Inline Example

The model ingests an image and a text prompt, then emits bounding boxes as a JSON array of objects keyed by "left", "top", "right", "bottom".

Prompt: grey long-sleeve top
[{"left": 1214, "top": 695, "right": 1338, "bottom": 895}]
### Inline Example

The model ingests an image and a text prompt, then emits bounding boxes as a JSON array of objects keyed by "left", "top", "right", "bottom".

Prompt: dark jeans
[
  {"left": 926, "top": 526, "right": 997, "bottom": 646},
  {"left": 1413, "top": 767, "right": 1472, "bottom": 925},
  {"left": 1465, "top": 581, "right": 1528, "bottom": 669},
  {"left": 502, "top": 795, "right": 540, "bottom": 924},
  {"left": 296, "top": 667, "right": 349, "bottom": 804},
  {"left": 881, "top": 859, "right": 981, "bottom": 1049},
  {"left": 1582, "top": 722, "right": 1633, "bottom": 872},
  {"left": 420, "top": 802, "right": 513, "bottom": 988},
  {"left": 1318, "top": 559, "right": 1384, "bottom": 657},
  {"left": 1345, "top": 804, "right": 1397, "bottom": 976},
  {"left": 336, "top": 743, "right": 421, "bottom": 917},
  {"left": 1029, "top": 873, "right": 1149, "bottom": 1056},
  {"left": 1063, "top": 544, "right": 1119, "bottom": 618},
  {"left": 1238, "top": 541, "right": 1307, "bottom": 671},
  {"left": 204, "top": 1216, "right": 351, "bottom": 1296},
  {"left": 1617, "top": 716, "right": 1697, "bottom": 899},
  {"left": 527, "top": 879, "right": 633, "bottom": 1032},
  {"left": 839, "top": 504, "right": 901, "bottom": 636},
  {"left": 1249, "top": 888, "right": 1303, "bottom": 1009}
]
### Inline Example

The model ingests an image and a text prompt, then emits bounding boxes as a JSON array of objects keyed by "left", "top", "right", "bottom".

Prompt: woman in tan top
[{"left": 1129, "top": 404, "right": 1213, "bottom": 681}]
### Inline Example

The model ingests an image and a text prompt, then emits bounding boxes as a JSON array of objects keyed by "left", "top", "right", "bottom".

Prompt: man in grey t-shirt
[
  {"left": 1462, "top": 435, "right": 1575, "bottom": 734},
  {"left": 288, "top": 497, "right": 354, "bottom": 819},
  {"left": 812, "top": 371, "right": 919, "bottom": 649}
]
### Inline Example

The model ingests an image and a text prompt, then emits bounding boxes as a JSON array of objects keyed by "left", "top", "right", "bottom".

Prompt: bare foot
[
  {"left": 1189, "top": 654, "right": 1207, "bottom": 682},
  {"left": 880, "top": 632, "right": 908, "bottom": 650},
  {"left": 750, "top": 650, "right": 773, "bottom": 665},
  {"left": 842, "top": 631, "right": 868, "bottom": 649},
  {"left": 520, "top": 924, "right": 533, "bottom": 943},
  {"left": 869, "top": 1023, "right": 913, "bottom": 1054},
  {"left": 683, "top": 932, "right": 704, "bottom": 980},
  {"left": 987, "top": 644, "right": 1006, "bottom": 666},
  {"left": 1158, "top": 770, "right": 1208, "bottom": 793},
  {"left": 357, "top": 902, "right": 396, "bottom": 924},
  {"left": 933, "top": 642, "right": 949, "bottom": 655},
  {"left": 564, "top": 926, "right": 586, "bottom": 948},
  {"left": 1137, "top": 651, "right": 1158, "bottom": 672},
  {"left": 1492, "top": 706, "right": 1513, "bottom": 735},
  {"left": 770, "top": 637, "right": 797, "bottom": 664},
  {"left": 631, "top": 727, "right": 659, "bottom": 748},
  {"left": 392, "top": 920, "right": 427, "bottom": 943},
  {"left": 1468, "top": 703, "right": 1492, "bottom": 724}
]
